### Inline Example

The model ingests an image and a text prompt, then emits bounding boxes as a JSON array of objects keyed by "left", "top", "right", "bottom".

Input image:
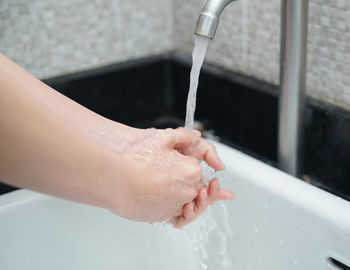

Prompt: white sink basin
[{"left": 1, "top": 142, "right": 350, "bottom": 270}]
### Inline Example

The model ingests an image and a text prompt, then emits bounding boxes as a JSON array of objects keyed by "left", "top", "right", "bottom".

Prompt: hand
[
  {"left": 171, "top": 134, "right": 235, "bottom": 228},
  {"left": 108, "top": 128, "right": 204, "bottom": 223},
  {"left": 170, "top": 178, "right": 235, "bottom": 228},
  {"left": 102, "top": 126, "right": 234, "bottom": 225},
  {"left": 175, "top": 133, "right": 225, "bottom": 171},
  {"left": 0, "top": 53, "right": 233, "bottom": 228}
]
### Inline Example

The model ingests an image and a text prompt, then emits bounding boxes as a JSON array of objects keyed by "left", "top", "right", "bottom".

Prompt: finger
[
  {"left": 173, "top": 202, "right": 196, "bottom": 228},
  {"left": 187, "top": 128, "right": 201, "bottom": 138},
  {"left": 220, "top": 189, "right": 235, "bottom": 200},
  {"left": 176, "top": 182, "right": 198, "bottom": 203},
  {"left": 167, "top": 128, "right": 201, "bottom": 149},
  {"left": 208, "top": 178, "right": 221, "bottom": 196},
  {"left": 208, "top": 178, "right": 235, "bottom": 204},
  {"left": 194, "top": 187, "right": 208, "bottom": 212},
  {"left": 208, "top": 178, "right": 222, "bottom": 204},
  {"left": 183, "top": 201, "right": 196, "bottom": 220},
  {"left": 193, "top": 140, "right": 225, "bottom": 171},
  {"left": 172, "top": 153, "right": 203, "bottom": 185},
  {"left": 173, "top": 208, "right": 183, "bottom": 217}
]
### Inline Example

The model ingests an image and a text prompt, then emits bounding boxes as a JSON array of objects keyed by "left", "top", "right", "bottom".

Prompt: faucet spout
[{"left": 195, "top": 0, "right": 237, "bottom": 39}]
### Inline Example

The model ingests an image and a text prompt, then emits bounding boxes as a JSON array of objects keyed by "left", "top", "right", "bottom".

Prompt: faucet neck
[{"left": 195, "top": 0, "right": 237, "bottom": 39}]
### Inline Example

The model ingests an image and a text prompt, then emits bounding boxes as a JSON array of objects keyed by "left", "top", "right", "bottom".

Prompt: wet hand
[
  {"left": 110, "top": 128, "right": 204, "bottom": 223},
  {"left": 170, "top": 178, "right": 235, "bottom": 228},
  {"left": 175, "top": 129, "right": 225, "bottom": 171}
]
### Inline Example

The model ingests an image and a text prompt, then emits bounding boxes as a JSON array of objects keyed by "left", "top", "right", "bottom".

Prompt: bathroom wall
[
  {"left": 0, "top": 0, "right": 173, "bottom": 78},
  {"left": 1, "top": 0, "right": 350, "bottom": 109},
  {"left": 173, "top": 0, "right": 350, "bottom": 110}
]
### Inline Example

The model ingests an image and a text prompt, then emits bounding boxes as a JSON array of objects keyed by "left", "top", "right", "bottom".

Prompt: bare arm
[
  {"left": 0, "top": 54, "right": 234, "bottom": 226},
  {"left": 0, "top": 62, "right": 206, "bottom": 222},
  {"left": 0, "top": 53, "right": 139, "bottom": 153},
  {"left": 0, "top": 60, "right": 123, "bottom": 208}
]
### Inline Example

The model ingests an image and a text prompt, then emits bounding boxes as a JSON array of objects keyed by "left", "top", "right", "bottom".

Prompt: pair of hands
[
  {"left": 0, "top": 53, "right": 234, "bottom": 229},
  {"left": 100, "top": 126, "right": 234, "bottom": 228}
]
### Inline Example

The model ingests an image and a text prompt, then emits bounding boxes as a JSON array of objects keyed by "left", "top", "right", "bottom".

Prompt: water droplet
[
  {"left": 279, "top": 240, "right": 284, "bottom": 246},
  {"left": 253, "top": 226, "right": 259, "bottom": 233},
  {"left": 293, "top": 259, "right": 299, "bottom": 265},
  {"left": 264, "top": 203, "right": 270, "bottom": 209}
]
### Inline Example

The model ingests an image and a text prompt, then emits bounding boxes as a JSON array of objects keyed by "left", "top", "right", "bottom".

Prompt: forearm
[
  {"left": 0, "top": 53, "right": 139, "bottom": 153},
  {"left": 0, "top": 64, "right": 125, "bottom": 209},
  {"left": 0, "top": 54, "right": 232, "bottom": 225}
]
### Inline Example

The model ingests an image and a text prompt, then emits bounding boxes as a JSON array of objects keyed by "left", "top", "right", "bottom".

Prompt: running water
[
  {"left": 185, "top": 35, "right": 210, "bottom": 129},
  {"left": 183, "top": 35, "right": 233, "bottom": 270},
  {"left": 185, "top": 165, "right": 234, "bottom": 270}
]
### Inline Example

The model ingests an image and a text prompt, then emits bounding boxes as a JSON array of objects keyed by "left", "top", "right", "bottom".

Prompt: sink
[{"left": 1, "top": 142, "right": 349, "bottom": 269}]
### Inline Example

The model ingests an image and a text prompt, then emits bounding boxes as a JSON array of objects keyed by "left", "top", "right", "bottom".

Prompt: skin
[{"left": 0, "top": 53, "right": 234, "bottom": 227}]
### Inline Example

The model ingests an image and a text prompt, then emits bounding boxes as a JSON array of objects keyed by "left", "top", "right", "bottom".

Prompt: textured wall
[
  {"left": 0, "top": 0, "right": 173, "bottom": 78},
  {"left": 173, "top": 0, "right": 350, "bottom": 109},
  {"left": 174, "top": 0, "right": 280, "bottom": 85},
  {"left": 1, "top": 0, "right": 350, "bottom": 109}
]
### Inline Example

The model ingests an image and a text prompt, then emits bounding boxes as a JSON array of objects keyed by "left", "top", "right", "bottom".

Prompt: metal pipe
[
  {"left": 194, "top": 0, "right": 237, "bottom": 39},
  {"left": 278, "top": 0, "right": 309, "bottom": 177},
  {"left": 194, "top": 0, "right": 309, "bottom": 177}
]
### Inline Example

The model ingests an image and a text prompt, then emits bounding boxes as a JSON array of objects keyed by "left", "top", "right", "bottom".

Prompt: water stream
[
  {"left": 185, "top": 35, "right": 210, "bottom": 129},
  {"left": 184, "top": 34, "right": 233, "bottom": 270}
]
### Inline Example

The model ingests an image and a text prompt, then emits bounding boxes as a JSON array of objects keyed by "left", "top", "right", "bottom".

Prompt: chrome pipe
[
  {"left": 278, "top": 0, "right": 309, "bottom": 177},
  {"left": 194, "top": 0, "right": 237, "bottom": 39}
]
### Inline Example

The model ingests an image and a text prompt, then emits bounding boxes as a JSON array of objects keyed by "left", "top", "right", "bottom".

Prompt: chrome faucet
[
  {"left": 195, "top": 0, "right": 237, "bottom": 39},
  {"left": 194, "top": 0, "right": 309, "bottom": 178}
]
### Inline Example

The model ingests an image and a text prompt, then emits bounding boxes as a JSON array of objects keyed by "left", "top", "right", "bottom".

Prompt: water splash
[
  {"left": 184, "top": 164, "right": 233, "bottom": 270},
  {"left": 185, "top": 200, "right": 233, "bottom": 269},
  {"left": 152, "top": 221, "right": 173, "bottom": 237}
]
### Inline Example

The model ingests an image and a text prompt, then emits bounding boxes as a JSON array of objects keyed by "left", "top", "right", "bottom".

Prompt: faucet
[
  {"left": 195, "top": 0, "right": 237, "bottom": 39},
  {"left": 194, "top": 0, "right": 309, "bottom": 177}
]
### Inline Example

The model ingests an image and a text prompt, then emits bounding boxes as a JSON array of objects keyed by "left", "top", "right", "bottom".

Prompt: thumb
[{"left": 167, "top": 127, "right": 201, "bottom": 149}]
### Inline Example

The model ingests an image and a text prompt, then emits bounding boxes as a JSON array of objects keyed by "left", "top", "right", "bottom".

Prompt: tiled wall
[
  {"left": 173, "top": 0, "right": 350, "bottom": 109},
  {"left": 0, "top": 0, "right": 173, "bottom": 79},
  {"left": 1, "top": 0, "right": 350, "bottom": 109}
]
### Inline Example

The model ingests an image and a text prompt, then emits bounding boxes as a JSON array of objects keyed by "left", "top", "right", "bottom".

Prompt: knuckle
[
  {"left": 186, "top": 186, "right": 198, "bottom": 201},
  {"left": 176, "top": 127, "right": 184, "bottom": 132},
  {"left": 208, "top": 142, "right": 216, "bottom": 151},
  {"left": 205, "top": 141, "right": 215, "bottom": 153}
]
